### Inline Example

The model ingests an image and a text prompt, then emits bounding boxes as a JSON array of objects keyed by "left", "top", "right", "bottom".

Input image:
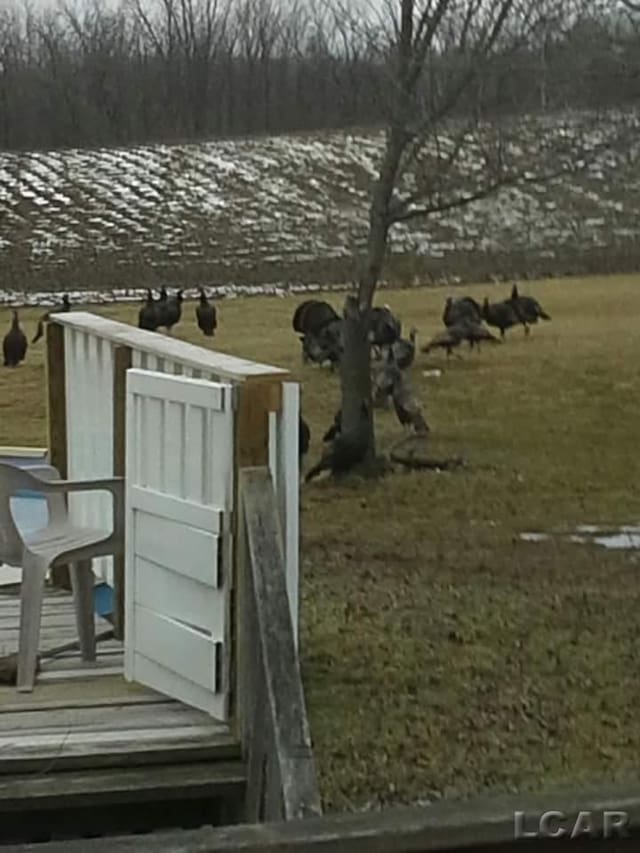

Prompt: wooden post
[
  {"left": 112, "top": 345, "right": 132, "bottom": 641},
  {"left": 230, "top": 377, "right": 283, "bottom": 736},
  {"left": 45, "top": 321, "right": 71, "bottom": 591}
]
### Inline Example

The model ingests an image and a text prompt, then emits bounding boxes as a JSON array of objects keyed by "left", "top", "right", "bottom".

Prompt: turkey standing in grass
[
  {"left": 369, "top": 305, "right": 402, "bottom": 352},
  {"left": 372, "top": 348, "right": 402, "bottom": 408},
  {"left": 3, "top": 310, "right": 28, "bottom": 367},
  {"left": 390, "top": 328, "right": 418, "bottom": 370},
  {"left": 442, "top": 296, "right": 482, "bottom": 328},
  {"left": 138, "top": 289, "right": 159, "bottom": 331},
  {"left": 392, "top": 371, "right": 429, "bottom": 435},
  {"left": 481, "top": 297, "right": 520, "bottom": 338},
  {"left": 509, "top": 284, "right": 551, "bottom": 336},
  {"left": 301, "top": 318, "right": 343, "bottom": 369},
  {"left": 159, "top": 289, "right": 183, "bottom": 333},
  {"left": 32, "top": 294, "right": 71, "bottom": 343},
  {"left": 154, "top": 286, "right": 169, "bottom": 328},
  {"left": 458, "top": 318, "right": 501, "bottom": 350},
  {"left": 196, "top": 288, "right": 217, "bottom": 337},
  {"left": 292, "top": 300, "right": 315, "bottom": 333},
  {"left": 294, "top": 301, "right": 340, "bottom": 363},
  {"left": 421, "top": 325, "right": 466, "bottom": 357},
  {"left": 306, "top": 401, "right": 370, "bottom": 482},
  {"left": 294, "top": 300, "right": 339, "bottom": 336}
]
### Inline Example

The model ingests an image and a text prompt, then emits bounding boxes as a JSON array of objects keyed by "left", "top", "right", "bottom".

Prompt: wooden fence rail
[
  {"left": 237, "top": 467, "right": 321, "bottom": 822},
  {"left": 8, "top": 781, "right": 640, "bottom": 852}
]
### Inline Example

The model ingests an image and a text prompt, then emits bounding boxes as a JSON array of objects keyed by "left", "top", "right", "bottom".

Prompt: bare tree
[{"left": 337, "top": 0, "right": 616, "bottom": 458}]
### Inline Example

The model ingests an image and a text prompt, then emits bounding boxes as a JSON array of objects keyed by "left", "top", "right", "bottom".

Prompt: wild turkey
[
  {"left": 389, "top": 328, "right": 417, "bottom": 370},
  {"left": 294, "top": 301, "right": 339, "bottom": 336},
  {"left": 154, "top": 286, "right": 169, "bottom": 328},
  {"left": 372, "top": 348, "right": 402, "bottom": 408},
  {"left": 421, "top": 325, "right": 467, "bottom": 357},
  {"left": 458, "top": 318, "right": 501, "bottom": 350},
  {"left": 481, "top": 297, "right": 520, "bottom": 338},
  {"left": 509, "top": 284, "right": 551, "bottom": 336},
  {"left": 293, "top": 300, "right": 323, "bottom": 333},
  {"left": 295, "top": 300, "right": 340, "bottom": 363},
  {"left": 159, "top": 289, "right": 183, "bottom": 333},
  {"left": 301, "top": 319, "right": 343, "bottom": 369},
  {"left": 442, "top": 296, "right": 482, "bottom": 328},
  {"left": 196, "top": 288, "right": 217, "bottom": 337},
  {"left": 31, "top": 294, "right": 71, "bottom": 343},
  {"left": 306, "top": 401, "right": 370, "bottom": 482},
  {"left": 293, "top": 300, "right": 314, "bottom": 333},
  {"left": 3, "top": 310, "right": 28, "bottom": 367},
  {"left": 391, "top": 372, "right": 429, "bottom": 435},
  {"left": 299, "top": 415, "right": 311, "bottom": 462},
  {"left": 369, "top": 305, "right": 402, "bottom": 349},
  {"left": 138, "top": 289, "right": 159, "bottom": 331}
]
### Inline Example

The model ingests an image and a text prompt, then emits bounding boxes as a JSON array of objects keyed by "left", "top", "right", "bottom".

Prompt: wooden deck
[{"left": 0, "top": 587, "right": 245, "bottom": 844}]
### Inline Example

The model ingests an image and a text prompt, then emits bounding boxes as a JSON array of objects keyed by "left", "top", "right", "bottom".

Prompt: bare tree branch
[{"left": 390, "top": 164, "right": 575, "bottom": 224}]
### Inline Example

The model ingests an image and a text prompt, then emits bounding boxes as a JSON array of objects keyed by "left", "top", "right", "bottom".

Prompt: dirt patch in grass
[{"left": 1, "top": 273, "right": 640, "bottom": 810}]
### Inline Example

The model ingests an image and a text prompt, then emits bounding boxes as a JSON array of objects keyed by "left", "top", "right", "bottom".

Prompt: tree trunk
[
  {"left": 340, "top": 295, "right": 375, "bottom": 462},
  {"left": 339, "top": 128, "right": 406, "bottom": 460}
]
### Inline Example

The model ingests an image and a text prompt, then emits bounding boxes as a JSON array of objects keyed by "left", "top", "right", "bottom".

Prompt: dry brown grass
[{"left": 1, "top": 273, "right": 640, "bottom": 810}]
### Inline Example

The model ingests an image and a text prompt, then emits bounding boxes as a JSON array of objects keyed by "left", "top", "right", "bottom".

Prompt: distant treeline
[{"left": 0, "top": 0, "right": 638, "bottom": 152}]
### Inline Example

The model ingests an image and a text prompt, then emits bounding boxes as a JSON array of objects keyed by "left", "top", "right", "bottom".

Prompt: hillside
[{"left": 1, "top": 109, "right": 639, "bottom": 297}]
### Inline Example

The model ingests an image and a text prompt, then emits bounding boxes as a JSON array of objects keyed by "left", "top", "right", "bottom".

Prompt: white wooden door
[{"left": 124, "top": 369, "right": 234, "bottom": 720}]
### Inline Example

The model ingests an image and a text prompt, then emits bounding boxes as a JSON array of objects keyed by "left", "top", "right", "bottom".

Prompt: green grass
[{"left": 2, "top": 273, "right": 640, "bottom": 810}]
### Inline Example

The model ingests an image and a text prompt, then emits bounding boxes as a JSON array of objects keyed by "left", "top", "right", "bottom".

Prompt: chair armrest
[
  {"left": 19, "top": 465, "right": 61, "bottom": 482},
  {"left": 28, "top": 476, "right": 124, "bottom": 497},
  {"left": 30, "top": 476, "right": 126, "bottom": 545}
]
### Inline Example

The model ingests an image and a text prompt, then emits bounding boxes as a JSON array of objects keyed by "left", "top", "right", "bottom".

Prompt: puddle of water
[{"left": 521, "top": 525, "right": 640, "bottom": 550}]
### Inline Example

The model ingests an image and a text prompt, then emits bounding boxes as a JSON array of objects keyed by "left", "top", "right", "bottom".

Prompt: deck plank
[
  {"left": 0, "top": 590, "right": 239, "bottom": 776},
  {"left": 0, "top": 674, "right": 157, "bottom": 709},
  {"left": 0, "top": 760, "right": 246, "bottom": 810},
  {"left": 0, "top": 700, "right": 213, "bottom": 732},
  {"left": 0, "top": 590, "right": 110, "bottom": 659},
  {"left": 38, "top": 666, "right": 124, "bottom": 683},
  {"left": 39, "top": 651, "right": 124, "bottom": 672},
  {"left": 0, "top": 728, "right": 240, "bottom": 775}
]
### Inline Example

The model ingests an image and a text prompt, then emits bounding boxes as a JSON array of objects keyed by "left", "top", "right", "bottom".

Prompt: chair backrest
[{"left": 0, "top": 463, "right": 63, "bottom": 565}]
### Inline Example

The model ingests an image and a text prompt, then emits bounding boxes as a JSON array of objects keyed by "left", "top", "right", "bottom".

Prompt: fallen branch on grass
[{"left": 389, "top": 435, "right": 468, "bottom": 472}]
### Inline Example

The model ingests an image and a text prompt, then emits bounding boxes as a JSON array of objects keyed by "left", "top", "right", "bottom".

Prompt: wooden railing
[
  {"left": 237, "top": 467, "right": 322, "bottom": 822},
  {"left": 12, "top": 781, "right": 640, "bottom": 851},
  {"left": 45, "top": 312, "right": 300, "bottom": 648}
]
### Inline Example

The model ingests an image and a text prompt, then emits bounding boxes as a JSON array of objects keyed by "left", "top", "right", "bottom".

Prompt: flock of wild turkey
[
  {"left": 296, "top": 283, "right": 551, "bottom": 480},
  {"left": 1, "top": 281, "right": 551, "bottom": 481},
  {"left": 0, "top": 287, "right": 218, "bottom": 368},
  {"left": 136, "top": 287, "right": 218, "bottom": 336}
]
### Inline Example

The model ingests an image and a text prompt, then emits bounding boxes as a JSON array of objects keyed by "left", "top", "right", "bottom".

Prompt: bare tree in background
[{"left": 338, "top": 0, "right": 607, "bottom": 459}]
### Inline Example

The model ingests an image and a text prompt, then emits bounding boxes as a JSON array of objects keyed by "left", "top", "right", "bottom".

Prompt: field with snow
[{"left": 1, "top": 109, "right": 639, "bottom": 303}]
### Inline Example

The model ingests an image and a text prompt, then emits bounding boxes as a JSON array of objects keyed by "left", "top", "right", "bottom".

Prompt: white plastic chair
[{"left": 0, "top": 462, "right": 124, "bottom": 692}]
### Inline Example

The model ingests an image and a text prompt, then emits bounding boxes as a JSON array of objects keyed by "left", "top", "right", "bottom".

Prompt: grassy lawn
[{"left": 1, "top": 273, "right": 640, "bottom": 810}]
